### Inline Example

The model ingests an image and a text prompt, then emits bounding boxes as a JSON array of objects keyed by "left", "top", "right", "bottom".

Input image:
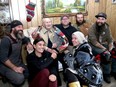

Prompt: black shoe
[
  {"left": 2, "top": 77, "right": 8, "bottom": 84},
  {"left": 111, "top": 72, "right": 116, "bottom": 80},
  {"left": 114, "top": 75, "right": 116, "bottom": 80},
  {"left": 103, "top": 74, "right": 111, "bottom": 83}
]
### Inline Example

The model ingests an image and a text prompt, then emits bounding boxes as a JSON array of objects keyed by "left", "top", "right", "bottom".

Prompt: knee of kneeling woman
[{"left": 39, "top": 69, "right": 50, "bottom": 77}]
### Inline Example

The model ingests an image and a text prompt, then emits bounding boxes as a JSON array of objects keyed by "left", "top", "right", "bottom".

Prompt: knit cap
[{"left": 11, "top": 20, "right": 23, "bottom": 28}]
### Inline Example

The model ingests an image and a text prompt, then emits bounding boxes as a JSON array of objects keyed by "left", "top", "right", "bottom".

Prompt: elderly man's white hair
[
  {"left": 42, "top": 18, "right": 52, "bottom": 24},
  {"left": 72, "top": 31, "right": 87, "bottom": 44}
]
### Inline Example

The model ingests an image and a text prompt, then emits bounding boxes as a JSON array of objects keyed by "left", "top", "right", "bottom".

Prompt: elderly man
[
  {"left": 88, "top": 12, "right": 115, "bottom": 83},
  {"left": 0, "top": 20, "right": 29, "bottom": 87},
  {"left": 32, "top": 18, "right": 68, "bottom": 52},
  {"left": 73, "top": 12, "right": 92, "bottom": 38}
]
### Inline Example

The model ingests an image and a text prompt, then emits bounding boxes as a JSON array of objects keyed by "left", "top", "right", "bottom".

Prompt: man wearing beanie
[
  {"left": 88, "top": 12, "right": 115, "bottom": 83},
  {"left": 0, "top": 20, "right": 29, "bottom": 87}
]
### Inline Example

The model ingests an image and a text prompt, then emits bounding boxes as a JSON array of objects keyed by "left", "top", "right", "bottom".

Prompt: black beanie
[{"left": 11, "top": 20, "right": 23, "bottom": 28}]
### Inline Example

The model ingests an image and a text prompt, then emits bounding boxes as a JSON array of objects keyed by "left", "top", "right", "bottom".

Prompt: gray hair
[{"left": 72, "top": 31, "right": 87, "bottom": 44}]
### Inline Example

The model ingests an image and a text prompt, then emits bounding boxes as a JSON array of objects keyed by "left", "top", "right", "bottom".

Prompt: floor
[{"left": 0, "top": 73, "right": 116, "bottom": 87}]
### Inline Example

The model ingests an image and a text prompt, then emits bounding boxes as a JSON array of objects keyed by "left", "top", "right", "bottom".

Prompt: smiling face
[
  {"left": 72, "top": 34, "right": 80, "bottom": 46},
  {"left": 34, "top": 41, "right": 45, "bottom": 54},
  {"left": 42, "top": 18, "right": 52, "bottom": 30},
  {"left": 12, "top": 25, "right": 24, "bottom": 40},
  {"left": 61, "top": 16, "right": 70, "bottom": 26},
  {"left": 96, "top": 17, "right": 106, "bottom": 26}
]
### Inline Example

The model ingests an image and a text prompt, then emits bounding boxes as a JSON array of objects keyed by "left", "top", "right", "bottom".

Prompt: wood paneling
[
  {"left": 9, "top": 0, "right": 116, "bottom": 40},
  {"left": 106, "top": 0, "right": 116, "bottom": 40}
]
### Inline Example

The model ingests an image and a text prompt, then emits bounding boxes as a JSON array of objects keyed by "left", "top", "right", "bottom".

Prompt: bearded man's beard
[
  {"left": 76, "top": 20, "right": 85, "bottom": 26},
  {"left": 14, "top": 30, "right": 24, "bottom": 40},
  {"left": 96, "top": 22, "right": 105, "bottom": 27},
  {"left": 96, "top": 22, "right": 106, "bottom": 32}
]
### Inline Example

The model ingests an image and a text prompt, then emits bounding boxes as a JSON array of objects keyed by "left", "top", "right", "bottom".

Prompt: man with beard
[
  {"left": 73, "top": 12, "right": 92, "bottom": 38},
  {"left": 0, "top": 20, "right": 29, "bottom": 87},
  {"left": 88, "top": 12, "right": 114, "bottom": 83}
]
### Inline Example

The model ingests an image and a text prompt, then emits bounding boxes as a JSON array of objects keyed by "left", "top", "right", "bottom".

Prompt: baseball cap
[
  {"left": 95, "top": 12, "right": 107, "bottom": 19},
  {"left": 11, "top": 20, "right": 23, "bottom": 28}
]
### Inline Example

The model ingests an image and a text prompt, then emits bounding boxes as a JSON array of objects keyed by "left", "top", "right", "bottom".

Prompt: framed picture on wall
[
  {"left": 112, "top": 0, "right": 116, "bottom": 3},
  {"left": 42, "top": 0, "right": 88, "bottom": 17}
]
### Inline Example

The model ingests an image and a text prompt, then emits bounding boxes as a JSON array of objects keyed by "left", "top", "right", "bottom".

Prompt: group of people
[{"left": 0, "top": 12, "right": 116, "bottom": 87}]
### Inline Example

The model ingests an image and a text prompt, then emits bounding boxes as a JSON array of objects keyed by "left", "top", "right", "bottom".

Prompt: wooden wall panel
[
  {"left": 87, "top": 0, "right": 95, "bottom": 22},
  {"left": 53, "top": 17, "right": 60, "bottom": 24},
  {"left": 106, "top": 0, "right": 116, "bottom": 40},
  {"left": 99, "top": 0, "right": 106, "bottom": 12}
]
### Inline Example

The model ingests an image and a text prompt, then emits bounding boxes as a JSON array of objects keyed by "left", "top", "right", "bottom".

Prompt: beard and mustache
[
  {"left": 96, "top": 22, "right": 106, "bottom": 32},
  {"left": 13, "top": 29, "right": 24, "bottom": 40},
  {"left": 76, "top": 20, "right": 85, "bottom": 26},
  {"left": 96, "top": 21, "right": 105, "bottom": 27}
]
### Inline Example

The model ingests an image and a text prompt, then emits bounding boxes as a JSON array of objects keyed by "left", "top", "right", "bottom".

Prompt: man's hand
[{"left": 12, "top": 66, "right": 25, "bottom": 73}]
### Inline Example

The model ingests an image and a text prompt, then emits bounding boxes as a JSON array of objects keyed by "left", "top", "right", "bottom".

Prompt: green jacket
[{"left": 88, "top": 23, "right": 113, "bottom": 47}]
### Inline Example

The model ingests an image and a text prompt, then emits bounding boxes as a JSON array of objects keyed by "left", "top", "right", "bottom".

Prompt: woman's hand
[
  {"left": 51, "top": 52, "right": 57, "bottom": 59},
  {"left": 52, "top": 43, "right": 57, "bottom": 48},
  {"left": 49, "top": 74, "right": 56, "bottom": 82}
]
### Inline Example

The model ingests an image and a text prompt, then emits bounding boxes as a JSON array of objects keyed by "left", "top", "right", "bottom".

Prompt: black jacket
[{"left": 27, "top": 51, "right": 57, "bottom": 82}]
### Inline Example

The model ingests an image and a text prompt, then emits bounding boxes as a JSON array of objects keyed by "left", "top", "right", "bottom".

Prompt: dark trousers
[
  {"left": 90, "top": 44, "right": 111, "bottom": 74},
  {"left": 29, "top": 69, "right": 57, "bottom": 87},
  {"left": 0, "top": 64, "right": 28, "bottom": 86},
  {"left": 57, "top": 52, "right": 68, "bottom": 82}
]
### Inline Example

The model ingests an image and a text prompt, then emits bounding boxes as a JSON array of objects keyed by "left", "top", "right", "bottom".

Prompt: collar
[{"left": 42, "top": 26, "right": 54, "bottom": 34}]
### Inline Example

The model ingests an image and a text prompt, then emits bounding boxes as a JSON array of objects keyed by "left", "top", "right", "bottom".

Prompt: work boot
[
  {"left": 103, "top": 74, "right": 111, "bottom": 83},
  {"left": 69, "top": 81, "right": 81, "bottom": 87},
  {"left": 111, "top": 72, "right": 116, "bottom": 80}
]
